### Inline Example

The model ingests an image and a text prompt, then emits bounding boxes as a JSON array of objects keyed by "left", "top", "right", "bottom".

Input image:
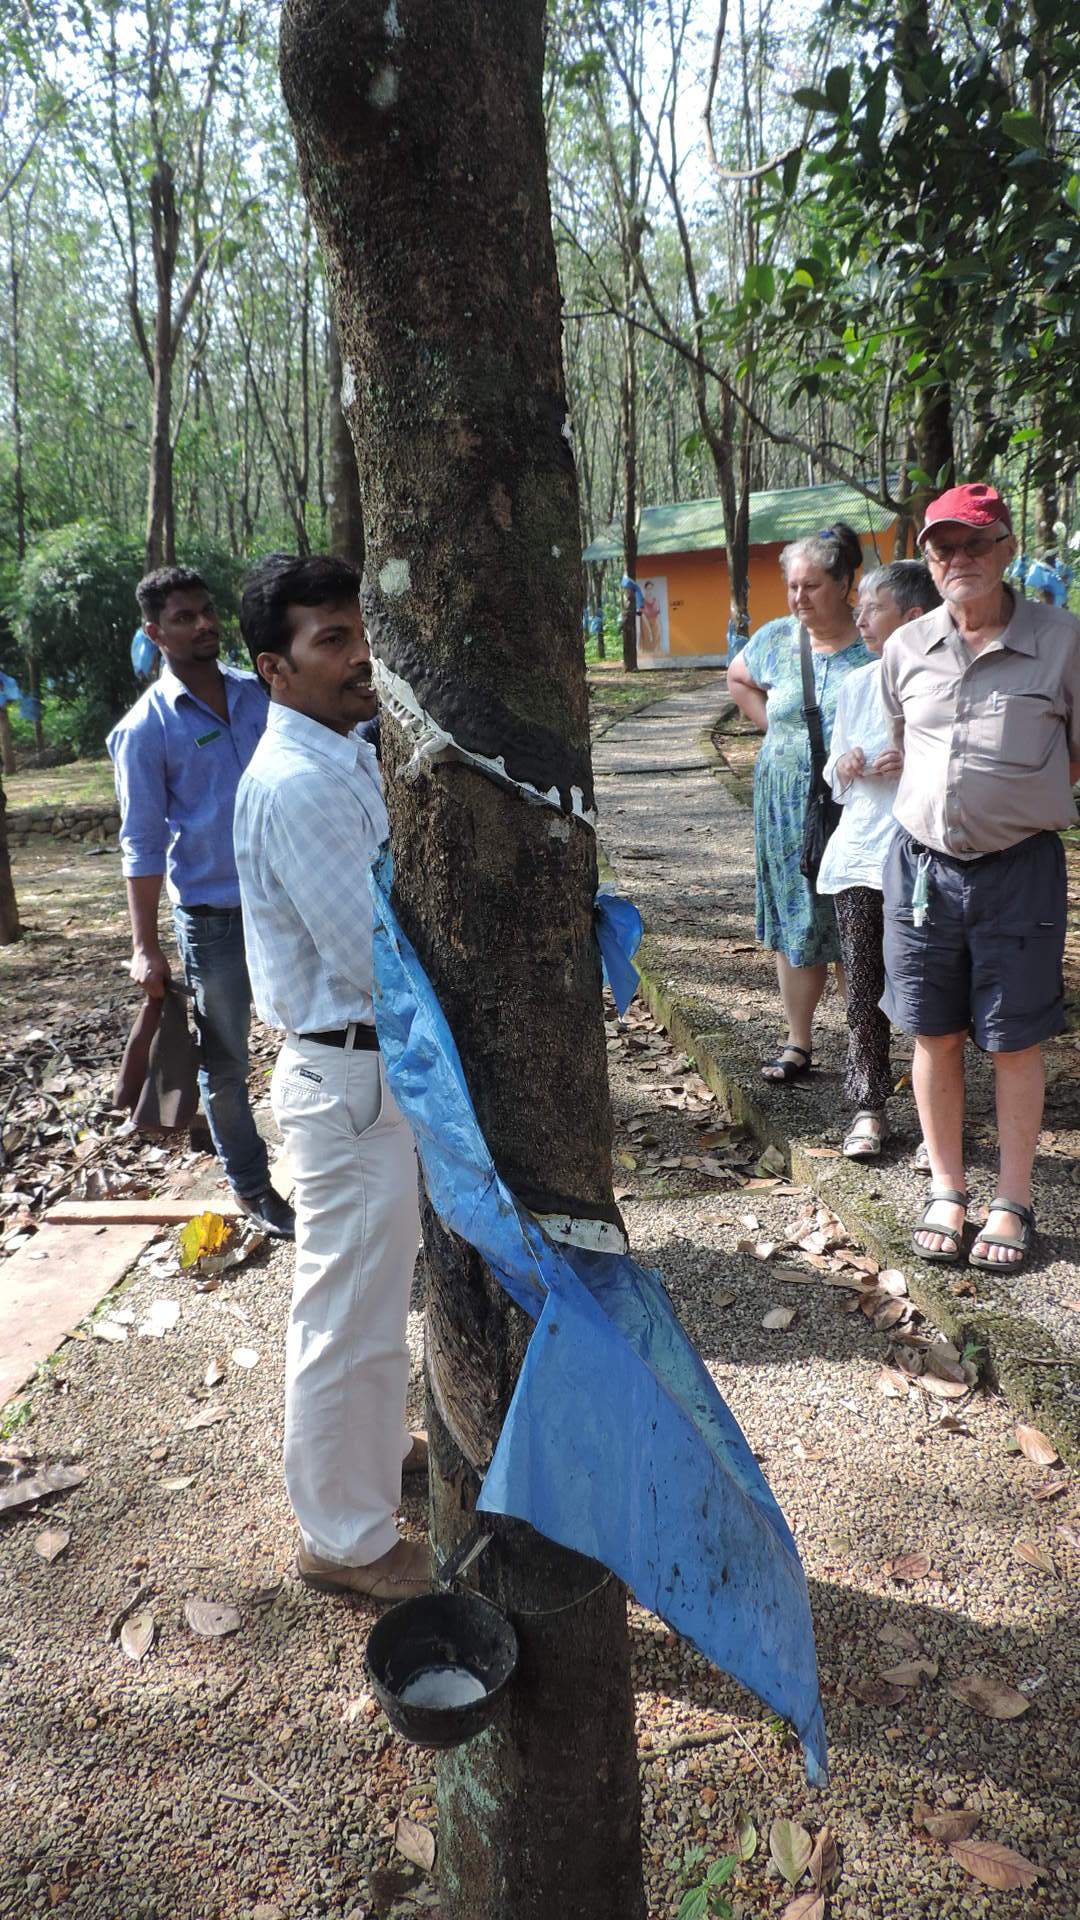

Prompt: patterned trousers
[{"left": 833, "top": 886, "right": 894, "bottom": 1112}]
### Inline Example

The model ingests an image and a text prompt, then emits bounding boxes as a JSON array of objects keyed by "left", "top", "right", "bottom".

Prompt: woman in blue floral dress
[{"left": 728, "top": 524, "right": 871, "bottom": 1082}]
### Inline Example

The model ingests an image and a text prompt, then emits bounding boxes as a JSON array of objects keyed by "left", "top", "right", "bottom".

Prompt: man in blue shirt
[{"left": 107, "top": 565, "right": 295, "bottom": 1238}]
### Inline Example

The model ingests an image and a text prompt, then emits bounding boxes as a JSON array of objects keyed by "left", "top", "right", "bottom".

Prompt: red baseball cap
[{"left": 917, "top": 482, "right": 1013, "bottom": 545}]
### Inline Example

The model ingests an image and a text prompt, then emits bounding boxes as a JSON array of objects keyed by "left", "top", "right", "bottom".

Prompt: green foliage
[
  {"left": 7, "top": 521, "right": 245, "bottom": 756},
  {"left": 747, "top": 0, "right": 1080, "bottom": 498},
  {"left": 674, "top": 1847, "right": 739, "bottom": 1920}
]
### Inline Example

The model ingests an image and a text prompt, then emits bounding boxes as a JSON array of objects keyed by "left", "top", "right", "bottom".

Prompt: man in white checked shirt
[{"left": 234, "top": 555, "right": 430, "bottom": 1603}]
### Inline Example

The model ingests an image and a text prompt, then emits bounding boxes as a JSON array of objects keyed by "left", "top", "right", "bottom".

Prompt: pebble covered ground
[
  {"left": 594, "top": 684, "right": 1080, "bottom": 1366},
  {"left": 1, "top": 996, "right": 1078, "bottom": 1919}
]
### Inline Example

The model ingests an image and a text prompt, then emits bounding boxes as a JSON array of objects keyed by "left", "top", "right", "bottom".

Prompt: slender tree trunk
[
  {"left": 0, "top": 706, "right": 16, "bottom": 777},
  {"left": 280, "top": 6, "right": 644, "bottom": 1917},
  {"left": 146, "top": 161, "right": 179, "bottom": 570},
  {"left": 620, "top": 255, "right": 640, "bottom": 672},
  {"left": 0, "top": 772, "right": 20, "bottom": 944},
  {"left": 327, "top": 316, "right": 365, "bottom": 569}
]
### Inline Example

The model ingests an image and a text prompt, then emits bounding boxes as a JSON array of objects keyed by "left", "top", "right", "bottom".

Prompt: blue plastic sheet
[
  {"left": 369, "top": 849, "right": 827, "bottom": 1784},
  {"left": 595, "top": 887, "right": 643, "bottom": 1016}
]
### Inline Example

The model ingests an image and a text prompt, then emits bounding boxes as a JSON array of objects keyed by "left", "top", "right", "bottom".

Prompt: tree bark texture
[
  {"left": 0, "top": 773, "right": 21, "bottom": 944},
  {"left": 279, "top": 6, "right": 645, "bottom": 1917},
  {"left": 326, "top": 316, "right": 366, "bottom": 569},
  {"left": 146, "top": 160, "right": 179, "bottom": 571}
]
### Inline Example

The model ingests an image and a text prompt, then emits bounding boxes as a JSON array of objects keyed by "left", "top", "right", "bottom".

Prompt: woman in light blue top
[{"left": 728, "top": 523, "right": 870, "bottom": 1082}]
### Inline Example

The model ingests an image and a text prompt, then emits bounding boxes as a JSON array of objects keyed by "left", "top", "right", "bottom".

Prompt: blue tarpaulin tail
[{"left": 369, "top": 849, "right": 827, "bottom": 1785}]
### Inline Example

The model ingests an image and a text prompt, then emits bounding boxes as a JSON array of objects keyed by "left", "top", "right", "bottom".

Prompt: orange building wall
[{"left": 637, "top": 527, "right": 893, "bottom": 664}]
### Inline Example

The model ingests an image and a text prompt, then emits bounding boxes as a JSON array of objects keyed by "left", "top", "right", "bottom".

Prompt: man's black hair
[
  {"left": 136, "top": 565, "right": 209, "bottom": 625},
  {"left": 240, "top": 553, "right": 362, "bottom": 676}
]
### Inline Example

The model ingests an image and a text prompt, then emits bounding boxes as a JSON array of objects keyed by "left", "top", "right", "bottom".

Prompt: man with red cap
[{"left": 879, "top": 482, "right": 1080, "bottom": 1273}]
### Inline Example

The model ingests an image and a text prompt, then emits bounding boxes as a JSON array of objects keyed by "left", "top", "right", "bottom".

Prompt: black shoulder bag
[{"left": 798, "top": 624, "right": 842, "bottom": 887}]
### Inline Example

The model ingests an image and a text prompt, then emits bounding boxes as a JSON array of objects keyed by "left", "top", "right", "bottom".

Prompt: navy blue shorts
[{"left": 881, "top": 830, "right": 1066, "bottom": 1053}]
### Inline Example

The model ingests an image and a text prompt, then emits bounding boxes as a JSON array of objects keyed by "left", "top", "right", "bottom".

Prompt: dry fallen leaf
[
  {"left": 230, "top": 1348, "right": 260, "bottom": 1369},
  {"left": 920, "top": 1808, "right": 980, "bottom": 1843},
  {"left": 769, "top": 1817, "right": 812, "bottom": 1886},
  {"left": 876, "top": 1367, "right": 911, "bottom": 1399},
  {"left": 1015, "top": 1423, "right": 1059, "bottom": 1468},
  {"left": 1030, "top": 1474, "right": 1070, "bottom": 1503},
  {"left": 871, "top": 1298, "right": 909, "bottom": 1332},
  {"left": 738, "top": 1238, "right": 778, "bottom": 1262},
  {"left": 394, "top": 1812, "right": 436, "bottom": 1873},
  {"left": 878, "top": 1623, "right": 920, "bottom": 1655},
  {"left": 802, "top": 1145, "right": 840, "bottom": 1158},
  {"left": 918, "top": 1373, "right": 970, "bottom": 1402},
  {"left": 762, "top": 1306, "right": 797, "bottom": 1331},
  {"left": 203, "top": 1359, "right": 225, "bottom": 1389},
  {"left": 120, "top": 1611, "right": 155, "bottom": 1662},
  {"left": 735, "top": 1812, "right": 758, "bottom": 1860},
  {"left": 879, "top": 1656, "right": 938, "bottom": 1685},
  {"left": 160, "top": 1473, "right": 198, "bottom": 1492},
  {"left": 780, "top": 1894, "right": 823, "bottom": 1920},
  {"left": 1014, "top": 1538, "right": 1055, "bottom": 1576},
  {"left": 948, "top": 1673, "right": 1030, "bottom": 1719},
  {"left": 1056, "top": 1523, "right": 1080, "bottom": 1551},
  {"left": 34, "top": 1526, "right": 71, "bottom": 1564},
  {"left": 184, "top": 1598, "right": 242, "bottom": 1638},
  {"left": 181, "top": 1405, "right": 230, "bottom": 1432},
  {"left": 949, "top": 1838, "right": 1042, "bottom": 1890},
  {"left": 885, "top": 1550, "right": 930, "bottom": 1585},
  {"left": 847, "top": 1675, "right": 910, "bottom": 1707},
  {"left": 808, "top": 1825, "right": 837, "bottom": 1889},
  {"left": 773, "top": 1265, "right": 814, "bottom": 1286},
  {"left": 877, "top": 1269, "right": 908, "bottom": 1297}
]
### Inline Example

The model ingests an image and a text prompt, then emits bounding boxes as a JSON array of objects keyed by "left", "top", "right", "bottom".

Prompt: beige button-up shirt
[{"left": 879, "top": 594, "right": 1080, "bottom": 858}]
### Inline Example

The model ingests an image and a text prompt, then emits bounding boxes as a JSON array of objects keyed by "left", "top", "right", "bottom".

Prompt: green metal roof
[{"left": 582, "top": 481, "right": 896, "bottom": 562}]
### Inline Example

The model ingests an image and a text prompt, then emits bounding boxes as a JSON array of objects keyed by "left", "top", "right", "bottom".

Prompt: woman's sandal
[
  {"left": 912, "top": 1140, "right": 931, "bottom": 1174},
  {"left": 761, "top": 1043, "right": 811, "bottom": 1084},
  {"left": 911, "top": 1187, "right": 969, "bottom": 1265},
  {"left": 843, "top": 1111, "right": 885, "bottom": 1160},
  {"left": 969, "top": 1198, "right": 1035, "bottom": 1273}
]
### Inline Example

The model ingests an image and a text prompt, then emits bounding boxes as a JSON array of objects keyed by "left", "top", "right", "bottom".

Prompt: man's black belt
[
  {"left": 298, "top": 1024, "right": 379, "bottom": 1050},
  {"left": 181, "top": 902, "right": 237, "bottom": 916}
]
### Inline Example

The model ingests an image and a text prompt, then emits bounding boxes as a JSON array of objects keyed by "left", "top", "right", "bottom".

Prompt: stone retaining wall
[{"left": 7, "top": 803, "right": 121, "bottom": 846}]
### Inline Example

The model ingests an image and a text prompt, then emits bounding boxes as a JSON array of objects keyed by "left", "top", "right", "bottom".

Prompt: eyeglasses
[{"left": 922, "top": 532, "right": 1010, "bottom": 563}]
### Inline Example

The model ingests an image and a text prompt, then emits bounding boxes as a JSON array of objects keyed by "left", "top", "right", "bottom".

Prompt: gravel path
[
  {"left": 594, "top": 682, "right": 1080, "bottom": 1455},
  {"left": 1, "top": 1003, "right": 1078, "bottom": 1918}
]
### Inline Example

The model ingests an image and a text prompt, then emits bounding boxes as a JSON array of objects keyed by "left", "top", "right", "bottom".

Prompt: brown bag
[{"left": 114, "top": 985, "right": 200, "bottom": 1131}]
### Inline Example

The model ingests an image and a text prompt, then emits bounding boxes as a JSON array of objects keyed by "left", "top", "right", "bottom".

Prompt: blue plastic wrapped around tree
[
  {"left": 594, "top": 886, "right": 643, "bottom": 1015},
  {"left": 369, "top": 849, "right": 828, "bottom": 1784}
]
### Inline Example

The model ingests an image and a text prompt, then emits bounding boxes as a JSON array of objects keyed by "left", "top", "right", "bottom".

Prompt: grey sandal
[
  {"left": 912, "top": 1187, "right": 969, "bottom": 1265},
  {"left": 969, "top": 1197, "right": 1035, "bottom": 1273},
  {"left": 843, "top": 1110, "right": 885, "bottom": 1160},
  {"left": 912, "top": 1140, "right": 931, "bottom": 1174}
]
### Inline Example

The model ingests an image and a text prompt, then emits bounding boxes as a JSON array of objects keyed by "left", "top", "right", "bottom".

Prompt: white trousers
[{"left": 271, "top": 1034, "right": 420, "bottom": 1566}]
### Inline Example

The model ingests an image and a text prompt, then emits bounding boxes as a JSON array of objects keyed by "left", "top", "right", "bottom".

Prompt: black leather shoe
[{"left": 236, "top": 1188, "right": 296, "bottom": 1240}]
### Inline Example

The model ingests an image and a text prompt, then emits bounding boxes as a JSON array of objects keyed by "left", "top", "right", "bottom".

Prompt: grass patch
[{"left": 5, "top": 760, "right": 115, "bottom": 810}]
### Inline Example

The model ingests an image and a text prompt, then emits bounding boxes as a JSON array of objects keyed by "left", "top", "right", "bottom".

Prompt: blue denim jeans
[{"left": 172, "top": 906, "right": 269, "bottom": 1197}]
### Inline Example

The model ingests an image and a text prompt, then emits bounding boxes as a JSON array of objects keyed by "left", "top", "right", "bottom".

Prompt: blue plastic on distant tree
[
  {"left": 369, "top": 848, "right": 828, "bottom": 1785},
  {"left": 0, "top": 671, "right": 20, "bottom": 708},
  {"left": 594, "top": 886, "right": 643, "bottom": 1015}
]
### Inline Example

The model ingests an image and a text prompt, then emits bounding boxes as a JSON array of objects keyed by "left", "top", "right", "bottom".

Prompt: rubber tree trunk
[
  {"left": 326, "top": 316, "right": 366, "bottom": 570},
  {"left": 279, "top": 7, "right": 645, "bottom": 1919},
  {"left": 146, "top": 161, "right": 179, "bottom": 572},
  {"left": 0, "top": 773, "right": 20, "bottom": 944}
]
